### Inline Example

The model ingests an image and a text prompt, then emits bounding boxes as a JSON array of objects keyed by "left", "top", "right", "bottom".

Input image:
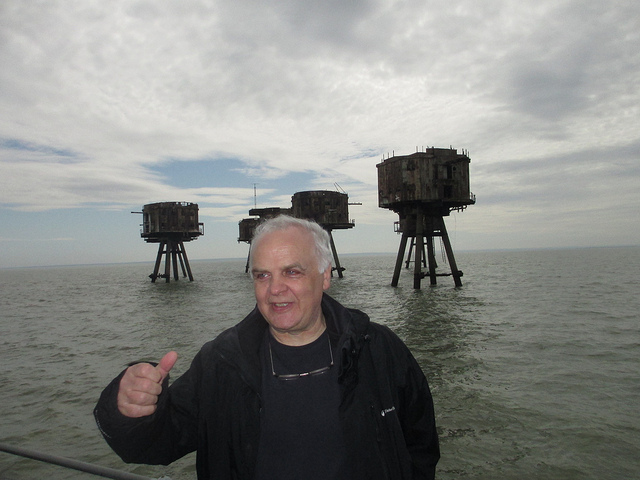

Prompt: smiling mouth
[{"left": 273, "top": 302, "right": 291, "bottom": 307}]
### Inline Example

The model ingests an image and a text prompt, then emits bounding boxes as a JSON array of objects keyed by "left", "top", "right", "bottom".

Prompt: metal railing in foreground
[{"left": 0, "top": 442, "right": 169, "bottom": 480}]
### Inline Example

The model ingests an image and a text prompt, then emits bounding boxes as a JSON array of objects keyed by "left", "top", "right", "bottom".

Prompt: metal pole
[
  {"left": 425, "top": 233, "right": 437, "bottom": 286},
  {"left": 391, "top": 231, "right": 409, "bottom": 287},
  {"left": 180, "top": 241, "right": 194, "bottom": 281},
  {"left": 439, "top": 217, "right": 463, "bottom": 287},
  {"left": 151, "top": 242, "right": 165, "bottom": 283},
  {"left": 164, "top": 241, "right": 171, "bottom": 283},
  {"left": 328, "top": 231, "right": 344, "bottom": 279},
  {"left": 177, "top": 245, "right": 187, "bottom": 278},
  {"left": 414, "top": 207, "right": 425, "bottom": 289},
  {"left": 405, "top": 238, "right": 414, "bottom": 269},
  {"left": 171, "top": 241, "right": 179, "bottom": 281},
  {"left": 0, "top": 442, "right": 157, "bottom": 480}
]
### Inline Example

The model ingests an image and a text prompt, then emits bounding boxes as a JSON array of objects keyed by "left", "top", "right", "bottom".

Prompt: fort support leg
[
  {"left": 177, "top": 247, "right": 187, "bottom": 278},
  {"left": 180, "top": 241, "right": 195, "bottom": 281},
  {"left": 414, "top": 234, "right": 425, "bottom": 289},
  {"left": 164, "top": 242, "right": 171, "bottom": 283},
  {"left": 149, "top": 238, "right": 197, "bottom": 283},
  {"left": 329, "top": 232, "right": 344, "bottom": 278},
  {"left": 171, "top": 242, "right": 179, "bottom": 281},
  {"left": 439, "top": 218, "right": 463, "bottom": 287},
  {"left": 425, "top": 234, "right": 437, "bottom": 286},
  {"left": 414, "top": 208, "right": 424, "bottom": 289},
  {"left": 151, "top": 242, "right": 165, "bottom": 283},
  {"left": 392, "top": 231, "right": 409, "bottom": 287},
  {"left": 405, "top": 238, "right": 414, "bottom": 269}
]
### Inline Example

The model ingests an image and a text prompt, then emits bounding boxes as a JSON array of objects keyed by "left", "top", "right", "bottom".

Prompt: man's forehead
[
  {"left": 252, "top": 243, "right": 313, "bottom": 266},
  {"left": 255, "top": 228, "right": 309, "bottom": 252},
  {"left": 252, "top": 238, "right": 317, "bottom": 270}
]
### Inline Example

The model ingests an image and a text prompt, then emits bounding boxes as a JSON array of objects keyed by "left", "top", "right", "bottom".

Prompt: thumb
[{"left": 156, "top": 350, "right": 178, "bottom": 382}]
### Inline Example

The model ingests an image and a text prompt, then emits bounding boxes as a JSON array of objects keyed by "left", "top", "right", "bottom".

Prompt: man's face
[{"left": 251, "top": 226, "right": 331, "bottom": 345}]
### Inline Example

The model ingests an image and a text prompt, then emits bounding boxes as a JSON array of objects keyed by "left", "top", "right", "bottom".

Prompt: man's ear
[{"left": 322, "top": 265, "right": 332, "bottom": 290}]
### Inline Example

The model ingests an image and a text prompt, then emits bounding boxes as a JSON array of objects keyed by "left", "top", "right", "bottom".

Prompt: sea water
[{"left": 1, "top": 246, "right": 639, "bottom": 479}]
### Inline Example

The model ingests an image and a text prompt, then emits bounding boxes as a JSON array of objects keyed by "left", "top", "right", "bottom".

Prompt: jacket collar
[
  {"left": 230, "top": 293, "right": 371, "bottom": 387},
  {"left": 320, "top": 293, "right": 371, "bottom": 382}
]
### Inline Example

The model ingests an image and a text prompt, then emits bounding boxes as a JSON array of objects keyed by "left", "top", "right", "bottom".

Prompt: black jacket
[{"left": 94, "top": 293, "right": 439, "bottom": 479}]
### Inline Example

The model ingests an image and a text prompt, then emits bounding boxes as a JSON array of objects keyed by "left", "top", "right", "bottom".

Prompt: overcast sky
[{"left": 1, "top": 0, "right": 639, "bottom": 269}]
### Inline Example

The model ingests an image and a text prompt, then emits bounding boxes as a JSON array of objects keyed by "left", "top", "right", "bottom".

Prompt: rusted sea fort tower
[
  {"left": 238, "top": 190, "right": 356, "bottom": 277},
  {"left": 292, "top": 190, "right": 355, "bottom": 278},
  {"left": 138, "top": 202, "right": 204, "bottom": 283},
  {"left": 238, "top": 207, "right": 291, "bottom": 273},
  {"left": 377, "top": 147, "right": 475, "bottom": 288}
]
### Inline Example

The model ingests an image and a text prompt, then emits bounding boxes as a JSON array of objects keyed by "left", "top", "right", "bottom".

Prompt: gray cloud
[
  {"left": 473, "top": 140, "right": 640, "bottom": 212},
  {"left": 0, "top": 0, "right": 639, "bottom": 257}
]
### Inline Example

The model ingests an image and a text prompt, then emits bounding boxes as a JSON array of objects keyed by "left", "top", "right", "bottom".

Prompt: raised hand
[{"left": 117, "top": 351, "right": 178, "bottom": 418}]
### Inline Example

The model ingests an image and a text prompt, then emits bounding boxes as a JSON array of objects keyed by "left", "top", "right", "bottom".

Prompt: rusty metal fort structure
[
  {"left": 238, "top": 190, "right": 356, "bottom": 277},
  {"left": 377, "top": 147, "right": 475, "bottom": 288},
  {"left": 136, "top": 202, "right": 204, "bottom": 282}
]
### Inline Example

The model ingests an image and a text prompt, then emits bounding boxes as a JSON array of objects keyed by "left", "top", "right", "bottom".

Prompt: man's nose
[{"left": 268, "top": 276, "right": 287, "bottom": 295}]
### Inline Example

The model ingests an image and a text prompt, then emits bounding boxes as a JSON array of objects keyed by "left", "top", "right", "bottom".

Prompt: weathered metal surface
[
  {"left": 377, "top": 147, "right": 475, "bottom": 212},
  {"left": 239, "top": 190, "right": 357, "bottom": 278},
  {"left": 141, "top": 201, "right": 203, "bottom": 242},
  {"left": 238, "top": 217, "right": 259, "bottom": 243},
  {"left": 136, "top": 202, "right": 203, "bottom": 282},
  {"left": 291, "top": 190, "right": 354, "bottom": 229},
  {"left": 378, "top": 148, "right": 474, "bottom": 289}
]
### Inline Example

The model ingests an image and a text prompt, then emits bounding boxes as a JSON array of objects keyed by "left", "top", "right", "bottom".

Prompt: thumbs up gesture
[{"left": 117, "top": 351, "right": 178, "bottom": 418}]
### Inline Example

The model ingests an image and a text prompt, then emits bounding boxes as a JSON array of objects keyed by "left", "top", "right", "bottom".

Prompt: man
[{"left": 94, "top": 215, "right": 440, "bottom": 479}]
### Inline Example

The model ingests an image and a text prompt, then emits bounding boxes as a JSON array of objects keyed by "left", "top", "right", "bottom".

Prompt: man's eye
[
  {"left": 286, "top": 270, "right": 301, "bottom": 276},
  {"left": 254, "top": 272, "right": 269, "bottom": 280}
]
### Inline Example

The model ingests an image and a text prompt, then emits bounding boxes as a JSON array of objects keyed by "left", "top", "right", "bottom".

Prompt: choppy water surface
[{"left": 1, "top": 246, "right": 639, "bottom": 479}]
